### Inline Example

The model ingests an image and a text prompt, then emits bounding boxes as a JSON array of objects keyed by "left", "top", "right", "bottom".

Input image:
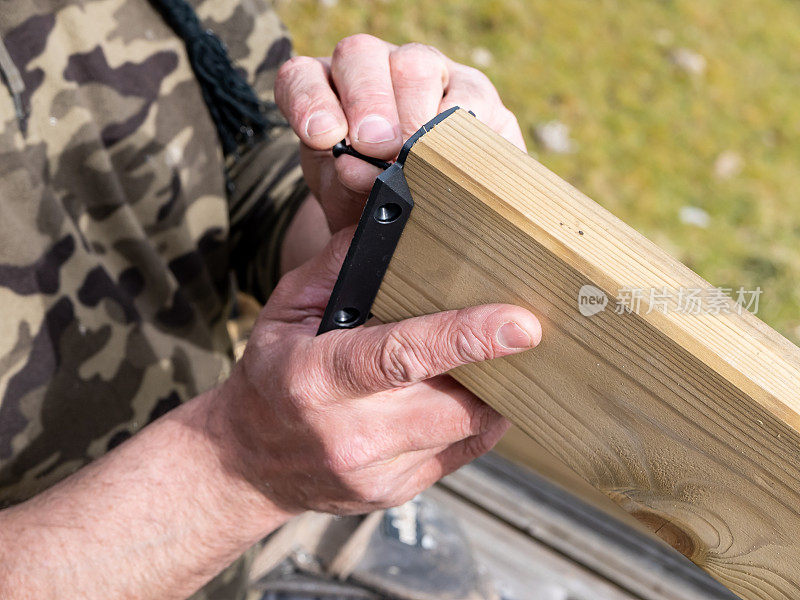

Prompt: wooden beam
[{"left": 372, "top": 109, "right": 800, "bottom": 600}]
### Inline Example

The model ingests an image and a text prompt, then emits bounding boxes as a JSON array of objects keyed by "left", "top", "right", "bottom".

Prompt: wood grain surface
[{"left": 372, "top": 109, "right": 800, "bottom": 599}]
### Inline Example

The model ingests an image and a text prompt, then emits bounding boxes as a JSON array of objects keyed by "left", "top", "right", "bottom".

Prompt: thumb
[{"left": 310, "top": 303, "right": 542, "bottom": 398}]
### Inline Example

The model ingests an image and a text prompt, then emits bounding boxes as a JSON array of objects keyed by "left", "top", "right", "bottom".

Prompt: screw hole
[
  {"left": 374, "top": 202, "right": 402, "bottom": 224},
  {"left": 333, "top": 307, "right": 360, "bottom": 327}
]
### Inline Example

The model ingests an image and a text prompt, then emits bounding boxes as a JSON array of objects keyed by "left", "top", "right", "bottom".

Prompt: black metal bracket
[{"left": 317, "top": 107, "right": 461, "bottom": 335}]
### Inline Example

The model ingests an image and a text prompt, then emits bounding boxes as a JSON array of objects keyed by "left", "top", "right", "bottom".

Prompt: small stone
[
  {"left": 669, "top": 48, "right": 707, "bottom": 76},
  {"left": 470, "top": 47, "right": 493, "bottom": 68},
  {"left": 679, "top": 206, "right": 711, "bottom": 228},
  {"left": 533, "top": 120, "right": 576, "bottom": 154},
  {"left": 319, "top": 0, "right": 338, "bottom": 7},
  {"left": 713, "top": 150, "right": 743, "bottom": 180}
]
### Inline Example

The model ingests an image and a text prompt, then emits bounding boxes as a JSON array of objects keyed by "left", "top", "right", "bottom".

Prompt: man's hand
[
  {"left": 0, "top": 232, "right": 540, "bottom": 600},
  {"left": 275, "top": 35, "right": 526, "bottom": 232},
  {"left": 218, "top": 229, "right": 541, "bottom": 515}
]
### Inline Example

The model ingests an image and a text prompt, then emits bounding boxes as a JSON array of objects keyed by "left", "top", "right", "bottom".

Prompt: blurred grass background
[{"left": 276, "top": 0, "right": 800, "bottom": 344}]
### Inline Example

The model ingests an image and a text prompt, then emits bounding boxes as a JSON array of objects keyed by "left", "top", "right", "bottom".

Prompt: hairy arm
[
  {"left": 0, "top": 388, "right": 290, "bottom": 600},
  {"left": 0, "top": 230, "right": 540, "bottom": 600}
]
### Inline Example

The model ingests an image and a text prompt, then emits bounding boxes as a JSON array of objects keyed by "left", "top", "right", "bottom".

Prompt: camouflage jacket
[{"left": 0, "top": 0, "right": 305, "bottom": 596}]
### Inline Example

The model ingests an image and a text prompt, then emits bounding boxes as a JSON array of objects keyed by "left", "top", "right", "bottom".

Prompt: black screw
[
  {"left": 374, "top": 202, "right": 402, "bottom": 224},
  {"left": 333, "top": 307, "right": 360, "bottom": 327}
]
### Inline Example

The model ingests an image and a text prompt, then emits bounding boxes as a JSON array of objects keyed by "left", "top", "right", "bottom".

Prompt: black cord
[{"left": 148, "top": 0, "right": 279, "bottom": 156}]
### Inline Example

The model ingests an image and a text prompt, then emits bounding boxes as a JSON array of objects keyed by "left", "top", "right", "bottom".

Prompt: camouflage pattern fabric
[{"left": 0, "top": 0, "right": 307, "bottom": 597}]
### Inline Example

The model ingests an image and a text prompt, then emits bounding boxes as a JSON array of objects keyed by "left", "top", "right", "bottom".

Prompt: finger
[
  {"left": 333, "top": 154, "right": 384, "bottom": 197},
  {"left": 330, "top": 35, "right": 402, "bottom": 159},
  {"left": 496, "top": 108, "right": 527, "bottom": 152},
  {"left": 358, "top": 375, "right": 507, "bottom": 457},
  {"left": 439, "top": 64, "right": 526, "bottom": 149},
  {"left": 262, "top": 227, "right": 355, "bottom": 323},
  {"left": 314, "top": 406, "right": 509, "bottom": 512},
  {"left": 389, "top": 43, "right": 449, "bottom": 140},
  {"left": 439, "top": 63, "right": 500, "bottom": 123},
  {"left": 388, "top": 417, "right": 512, "bottom": 504},
  {"left": 429, "top": 416, "right": 511, "bottom": 478},
  {"left": 311, "top": 303, "right": 542, "bottom": 398},
  {"left": 301, "top": 146, "right": 379, "bottom": 232},
  {"left": 275, "top": 56, "right": 348, "bottom": 150}
]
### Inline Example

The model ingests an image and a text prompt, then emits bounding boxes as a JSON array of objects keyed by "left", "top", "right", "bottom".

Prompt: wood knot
[
  {"left": 604, "top": 490, "right": 705, "bottom": 564},
  {"left": 630, "top": 510, "right": 698, "bottom": 560}
]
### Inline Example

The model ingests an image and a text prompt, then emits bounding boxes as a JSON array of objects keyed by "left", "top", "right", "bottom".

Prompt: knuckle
[
  {"left": 461, "top": 65, "right": 494, "bottom": 88},
  {"left": 334, "top": 33, "right": 380, "bottom": 59},
  {"left": 453, "top": 68, "right": 500, "bottom": 109},
  {"left": 392, "top": 59, "right": 429, "bottom": 86},
  {"left": 458, "top": 401, "right": 493, "bottom": 439},
  {"left": 275, "top": 57, "right": 324, "bottom": 123},
  {"left": 379, "top": 329, "right": 433, "bottom": 386},
  {"left": 344, "top": 89, "right": 396, "bottom": 115},
  {"left": 464, "top": 431, "right": 495, "bottom": 457},
  {"left": 392, "top": 44, "right": 443, "bottom": 81},
  {"left": 276, "top": 55, "right": 317, "bottom": 83},
  {"left": 449, "top": 319, "right": 496, "bottom": 363}
]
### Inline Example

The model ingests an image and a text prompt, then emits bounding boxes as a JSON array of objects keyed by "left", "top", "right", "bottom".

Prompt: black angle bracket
[{"left": 317, "top": 107, "right": 462, "bottom": 335}]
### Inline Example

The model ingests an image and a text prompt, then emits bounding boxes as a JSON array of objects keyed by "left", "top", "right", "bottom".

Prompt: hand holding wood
[{"left": 218, "top": 229, "right": 541, "bottom": 516}]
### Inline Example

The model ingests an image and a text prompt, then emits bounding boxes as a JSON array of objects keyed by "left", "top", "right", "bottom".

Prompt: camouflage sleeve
[
  {"left": 195, "top": 0, "right": 309, "bottom": 302},
  {"left": 226, "top": 129, "right": 309, "bottom": 304}
]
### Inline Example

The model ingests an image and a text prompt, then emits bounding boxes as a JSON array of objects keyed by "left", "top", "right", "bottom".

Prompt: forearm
[{"left": 0, "top": 386, "right": 292, "bottom": 600}]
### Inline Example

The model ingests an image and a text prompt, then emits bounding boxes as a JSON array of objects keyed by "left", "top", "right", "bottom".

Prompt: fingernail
[
  {"left": 305, "top": 111, "right": 340, "bottom": 138},
  {"left": 496, "top": 322, "right": 534, "bottom": 350},
  {"left": 356, "top": 114, "right": 397, "bottom": 144}
]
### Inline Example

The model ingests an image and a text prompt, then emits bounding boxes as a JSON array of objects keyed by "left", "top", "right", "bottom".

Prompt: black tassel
[{"left": 148, "top": 0, "right": 278, "bottom": 156}]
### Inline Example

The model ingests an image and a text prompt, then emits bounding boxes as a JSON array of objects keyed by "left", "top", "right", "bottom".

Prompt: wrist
[{"left": 185, "top": 383, "right": 298, "bottom": 538}]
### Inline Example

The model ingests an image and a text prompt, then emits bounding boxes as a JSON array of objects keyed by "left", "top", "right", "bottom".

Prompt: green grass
[{"left": 277, "top": 0, "right": 800, "bottom": 343}]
